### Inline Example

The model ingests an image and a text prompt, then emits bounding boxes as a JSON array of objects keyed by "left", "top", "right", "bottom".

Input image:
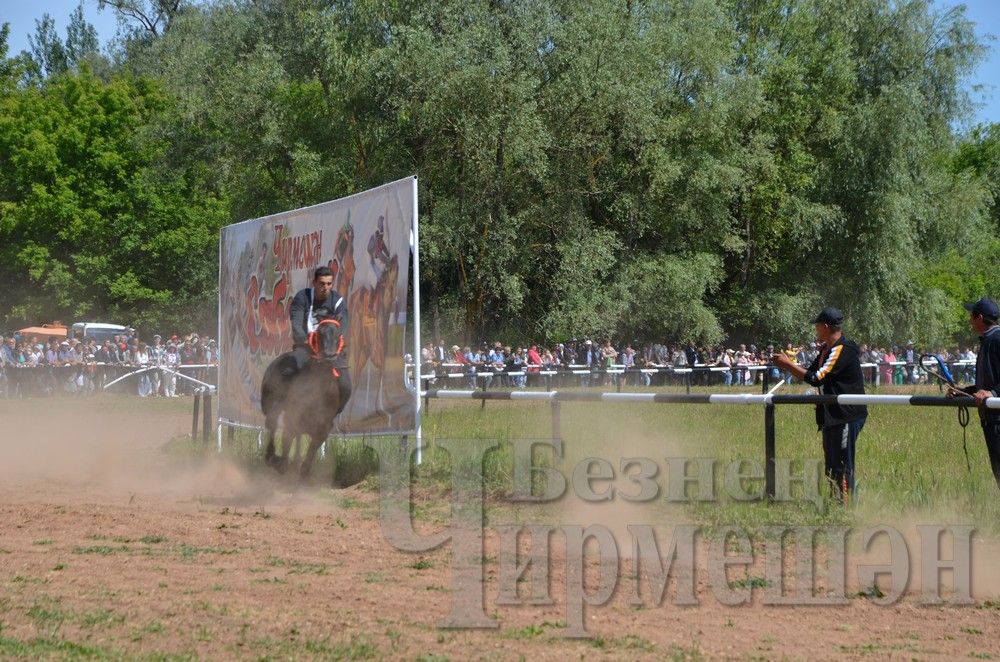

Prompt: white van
[{"left": 70, "top": 322, "right": 131, "bottom": 344}]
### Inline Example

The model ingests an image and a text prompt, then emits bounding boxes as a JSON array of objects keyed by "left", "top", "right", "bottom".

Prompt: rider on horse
[{"left": 286, "top": 266, "right": 352, "bottom": 415}]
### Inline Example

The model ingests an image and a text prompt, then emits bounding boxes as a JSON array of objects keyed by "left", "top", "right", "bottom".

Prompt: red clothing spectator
[{"left": 526, "top": 346, "right": 542, "bottom": 373}]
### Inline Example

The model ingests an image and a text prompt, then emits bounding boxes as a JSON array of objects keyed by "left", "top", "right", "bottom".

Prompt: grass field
[{"left": 210, "top": 381, "right": 1000, "bottom": 537}]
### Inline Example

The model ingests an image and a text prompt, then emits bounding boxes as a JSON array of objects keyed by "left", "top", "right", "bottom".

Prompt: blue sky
[{"left": 3, "top": 0, "right": 1000, "bottom": 126}]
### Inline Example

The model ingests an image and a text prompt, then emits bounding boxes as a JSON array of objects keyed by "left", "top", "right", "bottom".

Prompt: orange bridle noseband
[{"left": 308, "top": 319, "right": 345, "bottom": 378}]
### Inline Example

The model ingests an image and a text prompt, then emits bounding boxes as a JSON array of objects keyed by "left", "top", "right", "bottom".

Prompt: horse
[
  {"left": 348, "top": 254, "right": 398, "bottom": 422},
  {"left": 259, "top": 317, "right": 345, "bottom": 479}
]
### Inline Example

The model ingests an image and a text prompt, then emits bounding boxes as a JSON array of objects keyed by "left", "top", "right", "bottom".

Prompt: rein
[{"left": 920, "top": 353, "right": 972, "bottom": 473}]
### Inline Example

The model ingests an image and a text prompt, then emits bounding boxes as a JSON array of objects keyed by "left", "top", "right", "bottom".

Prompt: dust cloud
[{"left": 0, "top": 399, "right": 331, "bottom": 514}]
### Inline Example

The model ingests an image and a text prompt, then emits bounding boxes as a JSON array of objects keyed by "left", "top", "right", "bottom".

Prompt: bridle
[{"left": 308, "top": 319, "right": 345, "bottom": 378}]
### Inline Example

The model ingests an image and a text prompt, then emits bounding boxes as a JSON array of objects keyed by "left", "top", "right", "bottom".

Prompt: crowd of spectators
[
  {"left": 1, "top": 325, "right": 979, "bottom": 397},
  {"left": 420, "top": 338, "right": 979, "bottom": 389},
  {"left": 0, "top": 330, "right": 218, "bottom": 398}
]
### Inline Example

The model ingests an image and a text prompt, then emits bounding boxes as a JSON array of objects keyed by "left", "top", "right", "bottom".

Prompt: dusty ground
[{"left": 0, "top": 397, "right": 998, "bottom": 660}]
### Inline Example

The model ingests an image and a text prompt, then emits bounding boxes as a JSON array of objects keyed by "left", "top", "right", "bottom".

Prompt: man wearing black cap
[
  {"left": 949, "top": 297, "right": 1000, "bottom": 487},
  {"left": 772, "top": 306, "right": 868, "bottom": 503}
]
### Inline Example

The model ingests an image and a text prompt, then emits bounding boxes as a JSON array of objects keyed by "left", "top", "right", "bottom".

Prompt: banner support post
[{"left": 410, "top": 176, "right": 423, "bottom": 465}]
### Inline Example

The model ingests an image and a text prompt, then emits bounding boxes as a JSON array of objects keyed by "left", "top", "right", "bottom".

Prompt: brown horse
[
  {"left": 260, "top": 318, "right": 345, "bottom": 479},
  {"left": 348, "top": 254, "right": 399, "bottom": 422}
]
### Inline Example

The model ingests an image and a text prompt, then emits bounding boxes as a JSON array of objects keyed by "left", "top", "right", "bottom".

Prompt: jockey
[
  {"left": 367, "top": 215, "right": 391, "bottom": 279},
  {"left": 287, "top": 266, "right": 352, "bottom": 415}
]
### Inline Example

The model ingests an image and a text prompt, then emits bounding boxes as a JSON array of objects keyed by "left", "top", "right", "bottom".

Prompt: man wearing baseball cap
[
  {"left": 772, "top": 306, "right": 868, "bottom": 503},
  {"left": 948, "top": 297, "right": 1000, "bottom": 487}
]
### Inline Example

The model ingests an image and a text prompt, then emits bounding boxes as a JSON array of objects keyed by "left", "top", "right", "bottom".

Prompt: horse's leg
[
  {"left": 264, "top": 408, "right": 279, "bottom": 462},
  {"left": 299, "top": 428, "right": 326, "bottom": 480},
  {"left": 272, "top": 420, "right": 293, "bottom": 474},
  {"left": 286, "top": 430, "right": 298, "bottom": 474},
  {"left": 264, "top": 430, "right": 277, "bottom": 467}
]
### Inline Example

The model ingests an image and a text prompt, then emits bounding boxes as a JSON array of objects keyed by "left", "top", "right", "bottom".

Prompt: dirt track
[{"left": 0, "top": 397, "right": 998, "bottom": 660}]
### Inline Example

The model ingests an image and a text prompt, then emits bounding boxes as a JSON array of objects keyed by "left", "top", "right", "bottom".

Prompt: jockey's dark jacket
[
  {"left": 289, "top": 287, "right": 349, "bottom": 349},
  {"left": 802, "top": 335, "right": 867, "bottom": 430}
]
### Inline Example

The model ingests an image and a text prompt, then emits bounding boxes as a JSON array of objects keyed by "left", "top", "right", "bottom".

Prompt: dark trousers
[
  {"left": 822, "top": 416, "right": 867, "bottom": 502},
  {"left": 981, "top": 417, "right": 1000, "bottom": 489},
  {"left": 290, "top": 345, "right": 352, "bottom": 415}
]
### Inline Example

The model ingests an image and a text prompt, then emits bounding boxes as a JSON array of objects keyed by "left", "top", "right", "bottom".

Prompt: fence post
[
  {"left": 764, "top": 403, "right": 776, "bottom": 500},
  {"left": 685, "top": 371, "right": 691, "bottom": 395},
  {"left": 191, "top": 388, "right": 201, "bottom": 438},
  {"left": 202, "top": 389, "right": 213, "bottom": 443},
  {"left": 762, "top": 366, "right": 770, "bottom": 394},
  {"left": 551, "top": 399, "right": 561, "bottom": 443}
]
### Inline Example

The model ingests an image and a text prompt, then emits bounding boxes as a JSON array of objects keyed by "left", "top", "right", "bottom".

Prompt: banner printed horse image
[
  {"left": 333, "top": 221, "right": 355, "bottom": 299},
  {"left": 348, "top": 254, "right": 398, "bottom": 424},
  {"left": 259, "top": 316, "right": 346, "bottom": 479}
]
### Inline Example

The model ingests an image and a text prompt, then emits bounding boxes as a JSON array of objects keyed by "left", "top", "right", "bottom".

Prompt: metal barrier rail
[
  {"left": 415, "top": 358, "right": 976, "bottom": 390},
  {"left": 0, "top": 363, "right": 218, "bottom": 397},
  {"left": 421, "top": 388, "right": 989, "bottom": 499}
]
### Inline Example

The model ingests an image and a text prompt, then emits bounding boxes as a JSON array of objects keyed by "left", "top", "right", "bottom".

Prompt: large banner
[{"left": 219, "top": 177, "right": 416, "bottom": 435}]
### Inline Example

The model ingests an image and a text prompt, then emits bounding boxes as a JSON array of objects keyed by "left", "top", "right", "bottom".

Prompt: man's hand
[
  {"left": 945, "top": 385, "right": 964, "bottom": 399},
  {"left": 771, "top": 353, "right": 794, "bottom": 371},
  {"left": 973, "top": 389, "right": 994, "bottom": 407}
]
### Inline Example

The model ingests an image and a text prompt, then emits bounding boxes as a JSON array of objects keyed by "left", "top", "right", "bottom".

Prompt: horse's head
[{"left": 308, "top": 311, "right": 345, "bottom": 364}]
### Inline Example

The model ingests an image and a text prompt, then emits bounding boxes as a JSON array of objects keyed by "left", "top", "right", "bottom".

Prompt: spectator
[
  {"left": 508, "top": 347, "right": 526, "bottom": 388},
  {"left": 541, "top": 347, "right": 555, "bottom": 370},
  {"left": 164, "top": 343, "right": 180, "bottom": 397},
  {"left": 621, "top": 344, "right": 635, "bottom": 385},
  {"left": 206, "top": 339, "right": 219, "bottom": 364},
  {"left": 1, "top": 337, "right": 15, "bottom": 365},
  {"left": 527, "top": 345, "right": 542, "bottom": 373},
  {"left": 904, "top": 341, "right": 917, "bottom": 384},
  {"left": 580, "top": 340, "right": 597, "bottom": 387},
  {"left": 149, "top": 334, "right": 164, "bottom": 396},
  {"left": 134, "top": 342, "right": 152, "bottom": 397},
  {"left": 563, "top": 341, "right": 577, "bottom": 366},
  {"left": 459, "top": 345, "right": 477, "bottom": 389},
  {"left": 487, "top": 342, "right": 506, "bottom": 387},
  {"left": 716, "top": 349, "right": 733, "bottom": 386},
  {"left": 782, "top": 343, "right": 798, "bottom": 384}
]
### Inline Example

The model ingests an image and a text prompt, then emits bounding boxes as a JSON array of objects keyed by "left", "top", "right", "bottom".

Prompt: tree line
[{"left": 1, "top": 0, "right": 999, "bottom": 347}]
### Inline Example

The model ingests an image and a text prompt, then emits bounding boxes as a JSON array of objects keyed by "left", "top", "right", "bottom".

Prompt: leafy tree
[
  {"left": 24, "top": 3, "right": 104, "bottom": 81},
  {"left": 1, "top": 0, "right": 995, "bottom": 349},
  {"left": 0, "top": 65, "right": 226, "bottom": 331}
]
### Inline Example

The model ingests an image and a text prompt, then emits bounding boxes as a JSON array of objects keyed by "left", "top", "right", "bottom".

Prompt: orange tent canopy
[{"left": 17, "top": 325, "right": 68, "bottom": 339}]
